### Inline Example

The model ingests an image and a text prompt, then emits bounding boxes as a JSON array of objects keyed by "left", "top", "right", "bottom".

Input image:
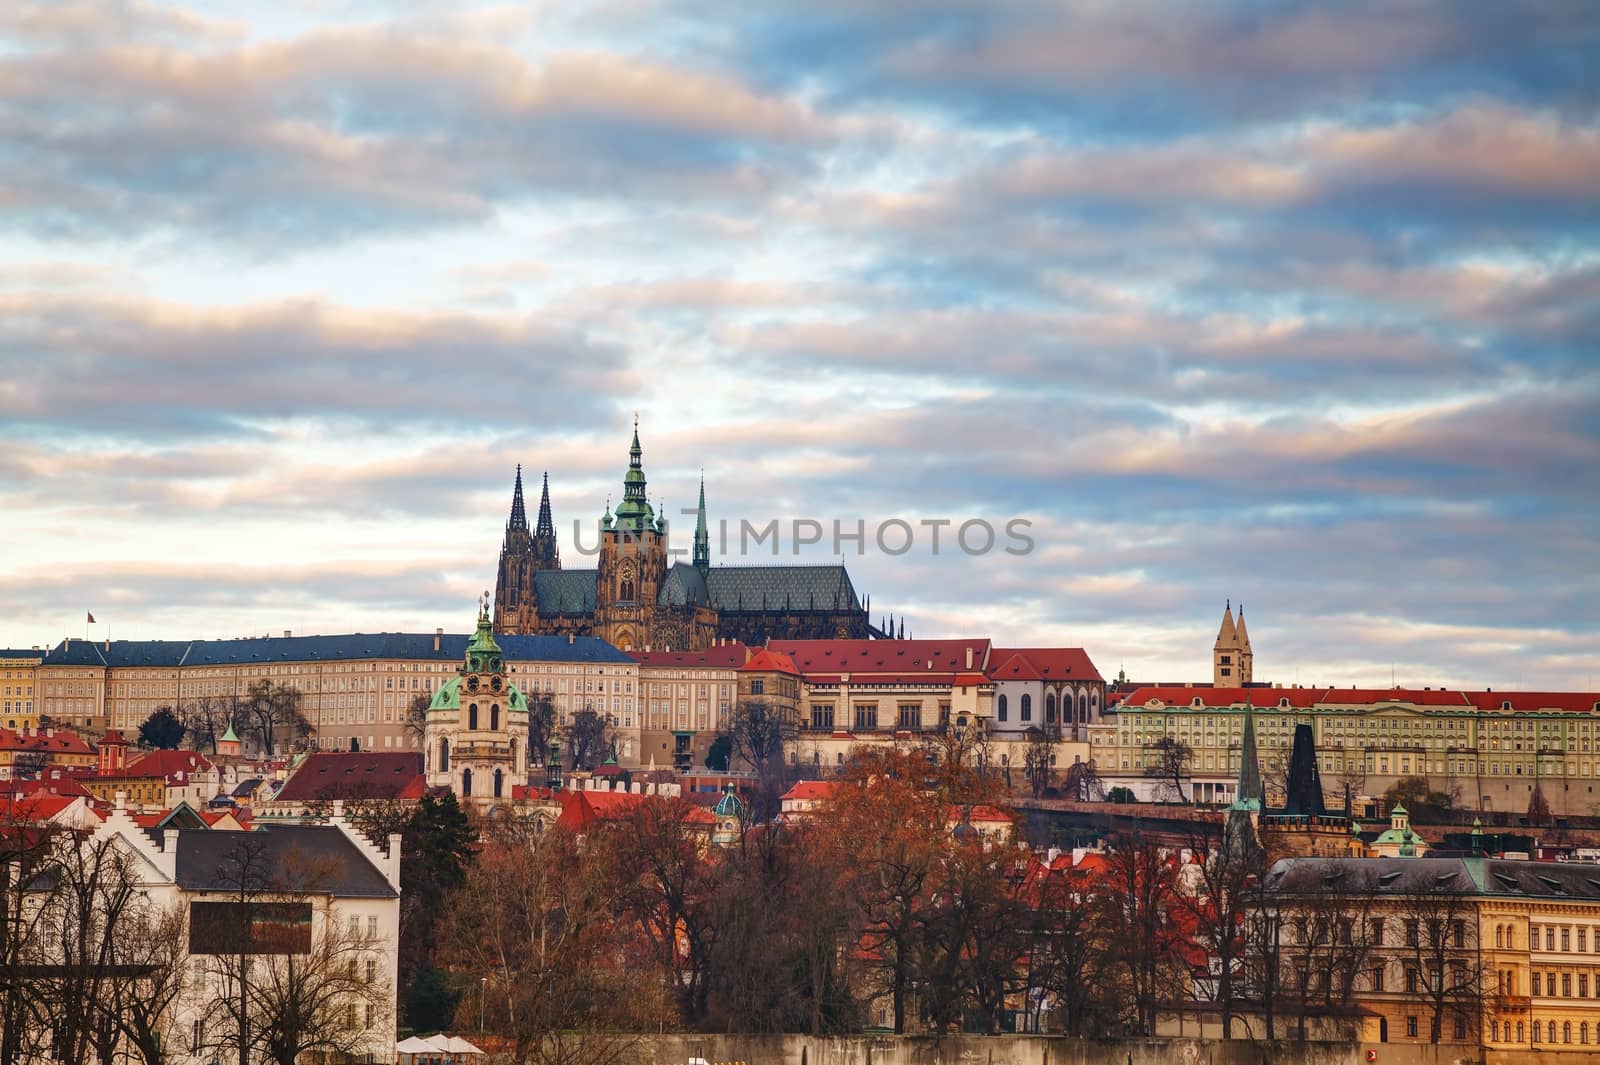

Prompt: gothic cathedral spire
[
  {"left": 508, "top": 464, "right": 529, "bottom": 533},
  {"left": 693, "top": 473, "right": 710, "bottom": 573}
]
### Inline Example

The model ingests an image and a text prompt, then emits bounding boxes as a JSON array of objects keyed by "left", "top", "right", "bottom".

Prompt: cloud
[
  {"left": 0, "top": 22, "right": 834, "bottom": 244},
  {"left": 0, "top": 292, "right": 634, "bottom": 439}
]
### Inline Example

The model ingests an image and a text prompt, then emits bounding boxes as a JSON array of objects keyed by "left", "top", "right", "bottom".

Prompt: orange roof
[
  {"left": 1120, "top": 686, "right": 1327, "bottom": 709},
  {"left": 1463, "top": 691, "right": 1600, "bottom": 713},
  {"left": 275, "top": 752, "right": 425, "bottom": 802},
  {"left": 948, "top": 804, "right": 1013, "bottom": 824},
  {"left": 768, "top": 639, "right": 991, "bottom": 676},
  {"left": 630, "top": 644, "right": 751, "bottom": 669},
  {"left": 739, "top": 648, "right": 800, "bottom": 674},
  {"left": 781, "top": 780, "right": 841, "bottom": 803},
  {"left": 988, "top": 647, "right": 1103, "bottom": 683},
  {"left": 99, "top": 730, "right": 129, "bottom": 746},
  {"left": 556, "top": 790, "right": 716, "bottom": 831}
]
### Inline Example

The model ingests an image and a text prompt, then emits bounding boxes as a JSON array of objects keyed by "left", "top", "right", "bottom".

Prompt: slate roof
[
  {"left": 43, "top": 632, "right": 632, "bottom": 667},
  {"left": 1121, "top": 686, "right": 1330, "bottom": 710},
  {"left": 0, "top": 649, "right": 43, "bottom": 661},
  {"left": 174, "top": 824, "right": 396, "bottom": 897},
  {"left": 1266, "top": 856, "right": 1600, "bottom": 901},
  {"left": 706, "top": 564, "right": 862, "bottom": 613},
  {"left": 274, "top": 752, "right": 426, "bottom": 803},
  {"left": 630, "top": 645, "right": 752, "bottom": 669},
  {"left": 658, "top": 562, "right": 709, "bottom": 607},
  {"left": 534, "top": 570, "right": 598, "bottom": 615}
]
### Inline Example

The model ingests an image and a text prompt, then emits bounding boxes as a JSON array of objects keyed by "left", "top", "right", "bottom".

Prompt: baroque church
[{"left": 493, "top": 424, "right": 878, "bottom": 651}]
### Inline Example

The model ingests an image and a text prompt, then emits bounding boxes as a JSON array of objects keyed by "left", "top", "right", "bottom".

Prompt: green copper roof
[
  {"left": 220, "top": 722, "right": 239, "bottom": 743},
  {"left": 613, "top": 421, "right": 655, "bottom": 531},
  {"left": 467, "top": 598, "right": 501, "bottom": 655}
]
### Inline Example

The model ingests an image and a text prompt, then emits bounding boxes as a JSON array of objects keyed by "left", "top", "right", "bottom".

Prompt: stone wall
[{"left": 614, "top": 1034, "right": 1596, "bottom": 1065}]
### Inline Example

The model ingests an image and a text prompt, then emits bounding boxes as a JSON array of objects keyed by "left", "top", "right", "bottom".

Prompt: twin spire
[{"left": 504, "top": 422, "right": 710, "bottom": 563}]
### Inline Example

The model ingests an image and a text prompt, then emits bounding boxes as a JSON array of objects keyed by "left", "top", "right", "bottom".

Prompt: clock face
[
  {"left": 467, "top": 676, "right": 480, "bottom": 692},
  {"left": 491, "top": 677, "right": 503, "bottom": 692}
]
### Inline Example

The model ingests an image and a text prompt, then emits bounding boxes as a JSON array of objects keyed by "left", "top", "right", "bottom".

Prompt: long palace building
[{"left": 492, "top": 423, "right": 879, "bottom": 651}]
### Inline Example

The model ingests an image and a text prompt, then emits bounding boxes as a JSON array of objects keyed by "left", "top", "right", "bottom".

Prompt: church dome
[{"left": 428, "top": 598, "right": 529, "bottom": 716}]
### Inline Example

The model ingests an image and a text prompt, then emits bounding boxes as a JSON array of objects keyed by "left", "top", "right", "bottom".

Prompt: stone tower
[
  {"left": 594, "top": 420, "right": 670, "bottom": 652},
  {"left": 494, "top": 466, "right": 561, "bottom": 634},
  {"left": 1213, "top": 600, "right": 1253, "bottom": 686}
]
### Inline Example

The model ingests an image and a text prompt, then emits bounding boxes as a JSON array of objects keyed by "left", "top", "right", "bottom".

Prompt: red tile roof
[
  {"left": 781, "top": 780, "right": 841, "bottom": 803},
  {"left": 1463, "top": 691, "right": 1600, "bottom": 713},
  {"left": 1119, "top": 686, "right": 1328, "bottom": 709},
  {"left": 630, "top": 644, "right": 751, "bottom": 669},
  {"left": 126, "top": 749, "right": 215, "bottom": 784},
  {"left": 0, "top": 728, "right": 95, "bottom": 756},
  {"left": 555, "top": 790, "right": 716, "bottom": 830},
  {"left": 274, "top": 752, "right": 426, "bottom": 803},
  {"left": 739, "top": 648, "right": 800, "bottom": 674},
  {"left": 1324, "top": 688, "right": 1474, "bottom": 707},
  {"left": 768, "top": 639, "right": 991, "bottom": 676},
  {"left": 989, "top": 647, "right": 1103, "bottom": 683}
]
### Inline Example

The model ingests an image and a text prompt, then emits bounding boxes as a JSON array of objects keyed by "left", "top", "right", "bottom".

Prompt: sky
[{"left": 1, "top": 0, "right": 1597, "bottom": 690}]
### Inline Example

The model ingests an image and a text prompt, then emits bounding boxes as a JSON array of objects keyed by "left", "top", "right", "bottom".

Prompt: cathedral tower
[
  {"left": 595, "top": 420, "right": 670, "bottom": 651},
  {"left": 494, "top": 466, "right": 561, "bottom": 634}
]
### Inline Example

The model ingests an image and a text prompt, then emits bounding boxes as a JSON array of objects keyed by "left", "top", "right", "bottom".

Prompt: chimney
[
  {"left": 568, "top": 634, "right": 574, "bottom": 645},
  {"left": 283, "top": 630, "right": 291, "bottom": 638},
  {"left": 434, "top": 628, "right": 442, "bottom": 653},
  {"left": 163, "top": 828, "right": 179, "bottom": 854}
]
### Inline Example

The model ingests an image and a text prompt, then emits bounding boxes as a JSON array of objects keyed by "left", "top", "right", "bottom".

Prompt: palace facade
[{"left": 492, "top": 424, "right": 876, "bottom": 651}]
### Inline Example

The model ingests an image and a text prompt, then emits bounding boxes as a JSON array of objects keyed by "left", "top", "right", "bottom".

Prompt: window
[
  {"left": 1548, "top": 928, "right": 1556, "bottom": 950},
  {"left": 1563, "top": 973, "right": 1572, "bottom": 997},
  {"left": 1369, "top": 919, "right": 1385, "bottom": 945},
  {"left": 1406, "top": 1016, "right": 1418, "bottom": 1038},
  {"left": 1371, "top": 966, "right": 1384, "bottom": 992},
  {"left": 1581, "top": 928, "right": 1589, "bottom": 952},
  {"left": 998, "top": 694, "right": 1008, "bottom": 722},
  {"left": 1406, "top": 920, "right": 1420, "bottom": 947},
  {"left": 1533, "top": 925, "right": 1542, "bottom": 949},
  {"left": 1563, "top": 927, "right": 1572, "bottom": 951},
  {"left": 810, "top": 705, "right": 834, "bottom": 731},
  {"left": 749, "top": 679, "right": 764, "bottom": 695},
  {"left": 1406, "top": 969, "right": 1419, "bottom": 993},
  {"left": 1581, "top": 973, "right": 1590, "bottom": 997},
  {"left": 853, "top": 705, "right": 878, "bottom": 732},
  {"left": 898, "top": 704, "right": 920, "bottom": 730},
  {"left": 1491, "top": 1020, "right": 1500, "bottom": 1042},
  {"left": 1454, "top": 1016, "right": 1467, "bottom": 1040},
  {"left": 1454, "top": 921, "right": 1466, "bottom": 948},
  {"left": 1021, "top": 694, "right": 1032, "bottom": 722},
  {"left": 1531, "top": 972, "right": 1542, "bottom": 996}
]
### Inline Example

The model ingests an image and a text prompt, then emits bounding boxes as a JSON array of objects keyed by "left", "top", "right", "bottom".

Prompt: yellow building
[
  {"left": 1099, "top": 685, "right": 1600, "bottom": 815},
  {"left": 0, "top": 649, "right": 42, "bottom": 731},
  {"left": 35, "top": 630, "right": 642, "bottom": 760},
  {"left": 1266, "top": 855, "right": 1600, "bottom": 1051},
  {"left": 630, "top": 643, "right": 745, "bottom": 770}
]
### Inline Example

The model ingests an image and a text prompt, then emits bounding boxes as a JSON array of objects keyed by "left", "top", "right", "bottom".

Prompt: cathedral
[{"left": 493, "top": 424, "right": 878, "bottom": 651}]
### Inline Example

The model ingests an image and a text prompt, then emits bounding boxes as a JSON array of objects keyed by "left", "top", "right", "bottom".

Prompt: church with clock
[
  {"left": 492, "top": 423, "right": 880, "bottom": 651},
  {"left": 424, "top": 596, "right": 530, "bottom": 806}
]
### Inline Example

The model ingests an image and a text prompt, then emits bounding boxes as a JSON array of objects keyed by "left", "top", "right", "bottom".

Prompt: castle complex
[{"left": 493, "top": 423, "right": 876, "bottom": 651}]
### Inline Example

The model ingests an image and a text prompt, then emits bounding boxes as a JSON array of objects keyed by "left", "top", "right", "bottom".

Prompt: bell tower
[{"left": 1213, "top": 600, "right": 1252, "bottom": 686}]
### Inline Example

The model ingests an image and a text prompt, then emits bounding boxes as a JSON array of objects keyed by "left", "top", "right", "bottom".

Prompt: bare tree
[
  {"left": 1145, "top": 737, "right": 1193, "bottom": 804},
  {"left": 237, "top": 680, "right": 311, "bottom": 757},
  {"left": 196, "top": 835, "right": 391, "bottom": 1065},
  {"left": 564, "top": 707, "right": 612, "bottom": 772},
  {"left": 179, "top": 694, "right": 237, "bottom": 755},
  {"left": 728, "top": 698, "right": 796, "bottom": 821},
  {"left": 0, "top": 802, "right": 65, "bottom": 1065},
  {"left": 110, "top": 906, "right": 188, "bottom": 1065},
  {"left": 1096, "top": 831, "right": 1185, "bottom": 1035},
  {"left": 1023, "top": 728, "right": 1055, "bottom": 798},
  {"left": 403, "top": 693, "right": 430, "bottom": 743},
  {"left": 1394, "top": 888, "right": 1484, "bottom": 1044}
]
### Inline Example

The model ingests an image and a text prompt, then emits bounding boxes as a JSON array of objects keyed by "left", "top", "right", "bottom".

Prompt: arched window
[
  {"left": 1021, "top": 694, "right": 1032, "bottom": 722},
  {"left": 1496, "top": 927, "right": 1504, "bottom": 948},
  {"left": 510, "top": 738, "right": 519, "bottom": 771},
  {"left": 493, "top": 769, "right": 503, "bottom": 798},
  {"left": 468, "top": 703, "right": 479, "bottom": 730},
  {"left": 1045, "top": 694, "right": 1057, "bottom": 722},
  {"left": 461, "top": 767, "right": 473, "bottom": 797},
  {"left": 1581, "top": 1022, "right": 1588, "bottom": 1045},
  {"left": 620, "top": 578, "right": 635, "bottom": 602},
  {"left": 1548, "top": 1021, "right": 1556, "bottom": 1043},
  {"left": 1490, "top": 1020, "right": 1499, "bottom": 1042},
  {"left": 490, "top": 703, "right": 500, "bottom": 731},
  {"left": 998, "top": 694, "right": 1008, "bottom": 722},
  {"left": 439, "top": 738, "right": 450, "bottom": 773},
  {"left": 1517, "top": 1022, "right": 1524, "bottom": 1043},
  {"left": 1078, "top": 692, "right": 1089, "bottom": 722},
  {"left": 1564, "top": 1022, "right": 1571, "bottom": 1044}
]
